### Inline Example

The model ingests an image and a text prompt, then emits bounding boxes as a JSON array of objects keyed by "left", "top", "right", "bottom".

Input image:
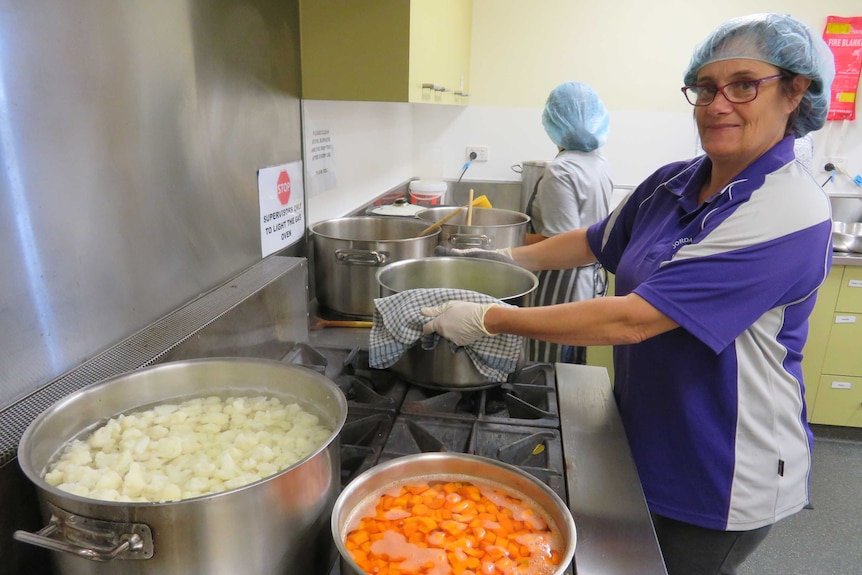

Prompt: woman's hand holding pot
[{"left": 420, "top": 301, "right": 498, "bottom": 346}]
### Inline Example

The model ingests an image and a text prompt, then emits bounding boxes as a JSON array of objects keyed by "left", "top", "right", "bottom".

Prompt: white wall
[
  {"left": 305, "top": 1, "right": 862, "bottom": 223},
  {"left": 410, "top": 105, "right": 702, "bottom": 187},
  {"left": 465, "top": 0, "right": 862, "bottom": 190},
  {"left": 468, "top": 0, "right": 857, "bottom": 111},
  {"left": 303, "top": 100, "right": 414, "bottom": 224}
]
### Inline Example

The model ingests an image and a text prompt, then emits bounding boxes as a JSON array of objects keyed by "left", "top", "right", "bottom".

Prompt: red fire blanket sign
[{"left": 824, "top": 15, "right": 862, "bottom": 121}]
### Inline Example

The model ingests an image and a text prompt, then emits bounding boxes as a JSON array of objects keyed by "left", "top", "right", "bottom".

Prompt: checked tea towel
[{"left": 369, "top": 288, "right": 524, "bottom": 382}]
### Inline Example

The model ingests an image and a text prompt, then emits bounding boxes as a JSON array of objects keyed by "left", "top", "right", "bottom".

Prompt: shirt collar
[{"left": 665, "top": 135, "right": 797, "bottom": 202}]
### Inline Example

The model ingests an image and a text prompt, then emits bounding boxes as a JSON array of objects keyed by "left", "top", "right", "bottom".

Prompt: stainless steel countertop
[
  {"left": 556, "top": 363, "right": 668, "bottom": 575},
  {"left": 833, "top": 252, "right": 862, "bottom": 266}
]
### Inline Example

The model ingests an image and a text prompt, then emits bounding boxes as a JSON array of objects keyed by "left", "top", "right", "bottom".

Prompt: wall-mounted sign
[
  {"left": 823, "top": 16, "right": 862, "bottom": 121},
  {"left": 258, "top": 161, "right": 304, "bottom": 257},
  {"left": 305, "top": 121, "right": 337, "bottom": 197}
]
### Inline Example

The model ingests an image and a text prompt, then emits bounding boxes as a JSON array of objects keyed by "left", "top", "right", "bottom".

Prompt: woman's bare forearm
[
  {"left": 510, "top": 228, "right": 597, "bottom": 271},
  {"left": 483, "top": 293, "right": 679, "bottom": 347}
]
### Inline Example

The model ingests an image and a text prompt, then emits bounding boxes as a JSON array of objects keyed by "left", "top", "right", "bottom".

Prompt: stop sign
[{"left": 276, "top": 170, "right": 291, "bottom": 205}]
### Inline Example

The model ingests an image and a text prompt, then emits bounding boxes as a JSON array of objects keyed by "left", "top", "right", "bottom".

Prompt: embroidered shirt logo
[{"left": 672, "top": 237, "right": 693, "bottom": 250}]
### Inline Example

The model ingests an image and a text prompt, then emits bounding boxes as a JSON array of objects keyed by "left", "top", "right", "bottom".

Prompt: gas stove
[
  {"left": 284, "top": 341, "right": 572, "bottom": 575},
  {"left": 312, "top": 346, "right": 564, "bottom": 497}
]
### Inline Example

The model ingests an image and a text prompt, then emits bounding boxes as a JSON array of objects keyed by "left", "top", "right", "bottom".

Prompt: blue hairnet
[
  {"left": 683, "top": 13, "right": 835, "bottom": 137},
  {"left": 541, "top": 82, "right": 610, "bottom": 152}
]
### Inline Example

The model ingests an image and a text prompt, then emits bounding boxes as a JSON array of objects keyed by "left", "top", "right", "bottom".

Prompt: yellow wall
[{"left": 469, "top": 0, "right": 861, "bottom": 109}]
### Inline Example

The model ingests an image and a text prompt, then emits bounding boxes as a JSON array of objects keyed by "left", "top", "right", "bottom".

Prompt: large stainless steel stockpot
[
  {"left": 14, "top": 358, "right": 348, "bottom": 575},
  {"left": 310, "top": 217, "right": 440, "bottom": 318},
  {"left": 376, "top": 257, "right": 538, "bottom": 388},
  {"left": 331, "top": 453, "right": 577, "bottom": 575},
  {"left": 415, "top": 206, "right": 530, "bottom": 250}
]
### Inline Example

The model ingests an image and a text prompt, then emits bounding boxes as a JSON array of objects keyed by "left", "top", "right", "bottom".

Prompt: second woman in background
[{"left": 526, "top": 81, "right": 612, "bottom": 364}]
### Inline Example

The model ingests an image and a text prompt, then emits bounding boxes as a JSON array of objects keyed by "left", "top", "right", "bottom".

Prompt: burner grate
[
  {"left": 399, "top": 363, "right": 559, "bottom": 428},
  {"left": 374, "top": 414, "right": 567, "bottom": 503},
  {"left": 291, "top": 344, "right": 567, "bottom": 498},
  {"left": 338, "top": 407, "right": 394, "bottom": 486}
]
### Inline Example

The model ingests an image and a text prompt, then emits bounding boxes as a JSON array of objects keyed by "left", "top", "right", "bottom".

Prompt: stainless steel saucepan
[
  {"left": 376, "top": 257, "right": 538, "bottom": 389},
  {"left": 415, "top": 206, "right": 530, "bottom": 250},
  {"left": 310, "top": 217, "right": 440, "bottom": 318}
]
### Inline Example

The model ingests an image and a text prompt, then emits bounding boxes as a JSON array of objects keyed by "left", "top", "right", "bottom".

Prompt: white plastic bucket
[{"left": 408, "top": 180, "right": 447, "bottom": 205}]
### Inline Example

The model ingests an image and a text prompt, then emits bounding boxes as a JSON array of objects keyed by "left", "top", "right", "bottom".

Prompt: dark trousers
[{"left": 651, "top": 514, "right": 773, "bottom": 575}]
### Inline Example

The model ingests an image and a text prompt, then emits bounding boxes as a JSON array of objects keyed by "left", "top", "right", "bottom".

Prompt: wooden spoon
[
  {"left": 417, "top": 207, "right": 466, "bottom": 236},
  {"left": 417, "top": 191, "right": 488, "bottom": 236}
]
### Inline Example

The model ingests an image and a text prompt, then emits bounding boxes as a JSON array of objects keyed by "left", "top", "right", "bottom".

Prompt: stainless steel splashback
[
  {"left": 0, "top": 0, "right": 304, "bottom": 410},
  {"left": 1, "top": 255, "right": 311, "bottom": 575}
]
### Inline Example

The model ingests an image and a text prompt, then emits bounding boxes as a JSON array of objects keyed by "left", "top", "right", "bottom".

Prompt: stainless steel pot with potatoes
[{"left": 14, "top": 357, "right": 347, "bottom": 575}]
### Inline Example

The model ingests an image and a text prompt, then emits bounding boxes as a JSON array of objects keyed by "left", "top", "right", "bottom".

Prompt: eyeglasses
[{"left": 681, "top": 74, "right": 783, "bottom": 106}]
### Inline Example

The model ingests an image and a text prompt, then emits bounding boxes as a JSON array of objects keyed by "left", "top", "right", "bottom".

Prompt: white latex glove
[
  {"left": 420, "top": 301, "right": 497, "bottom": 346},
  {"left": 448, "top": 247, "right": 515, "bottom": 263},
  {"left": 493, "top": 247, "right": 514, "bottom": 260},
  {"left": 452, "top": 247, "right": 513, "bottom": 257}
]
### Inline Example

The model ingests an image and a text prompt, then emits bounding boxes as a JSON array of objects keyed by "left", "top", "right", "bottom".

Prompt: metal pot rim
[
  {"left": 309, "top": 216, "right": 440, "bottom": 241},
  {"left": 415, "top": 206, "right": 531, "bottom": 226},
  {"left": 331, "top": 452, "right": 576, "bottom": 575},
  {"left": 17, "top": 357, "right": 348, "bottom": 507},
  {"left": 375, "top": 257, "right": 539, "bottom": 299}
]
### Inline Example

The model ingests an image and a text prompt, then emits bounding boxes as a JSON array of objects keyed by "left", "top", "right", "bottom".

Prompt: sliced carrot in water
[{"left": 344, "top": 480, "right": 563, "bottom": 575}]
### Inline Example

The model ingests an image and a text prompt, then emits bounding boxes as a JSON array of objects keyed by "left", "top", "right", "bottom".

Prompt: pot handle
[
  {"left": 449, "top": 234, "right": 493, "bottom": 250},
  {"left": 334, "top": 248, "right": 389, "bottom": 266},
  {"left": 14, "top": 511, "right": 153, "bottom": 562}
]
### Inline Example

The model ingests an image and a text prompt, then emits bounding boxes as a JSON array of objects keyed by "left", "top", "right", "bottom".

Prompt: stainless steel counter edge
[
  {"left": 833, "top": 252, "right": 862, "bottom": 266},
  {"left": 555, "top": 363, "right": 668, "bottom": 575}
]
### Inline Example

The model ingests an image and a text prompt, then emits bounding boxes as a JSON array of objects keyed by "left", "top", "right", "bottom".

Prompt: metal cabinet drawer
[
  {"left": 835, "top": 267, "right": 862, "bottom": 313},
  {"left": 810, "top": 375, "right": 862, "bottom": 427}
]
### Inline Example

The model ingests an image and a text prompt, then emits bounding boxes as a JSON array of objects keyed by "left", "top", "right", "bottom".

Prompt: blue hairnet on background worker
[
  {"left": 423, "top": 13, "right": 835, "bottom": 575},
  {"left": 541, "top": 81, "right": 610, "bottom": 152},
  {"left": 524, "top": 81, "right": 612, "bottom": 364}
]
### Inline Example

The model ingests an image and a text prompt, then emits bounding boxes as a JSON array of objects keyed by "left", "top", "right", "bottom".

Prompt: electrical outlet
[{"left": 467, "top": 146, "right": 489, "bottom": 162}]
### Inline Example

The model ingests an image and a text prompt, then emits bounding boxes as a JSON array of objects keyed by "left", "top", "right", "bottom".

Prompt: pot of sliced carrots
[{"left": 331, "top": 452, "right": 576, "bottom": 575}]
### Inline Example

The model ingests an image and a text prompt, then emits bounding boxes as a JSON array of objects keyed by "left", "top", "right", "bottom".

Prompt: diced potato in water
[{"left": 44, "top": 395, "right": 332, "bottom": 503}]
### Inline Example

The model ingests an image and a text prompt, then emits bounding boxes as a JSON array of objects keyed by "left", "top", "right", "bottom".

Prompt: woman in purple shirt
[{"left": 422, "top": 13, "right": 835, "bottom": 575}]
